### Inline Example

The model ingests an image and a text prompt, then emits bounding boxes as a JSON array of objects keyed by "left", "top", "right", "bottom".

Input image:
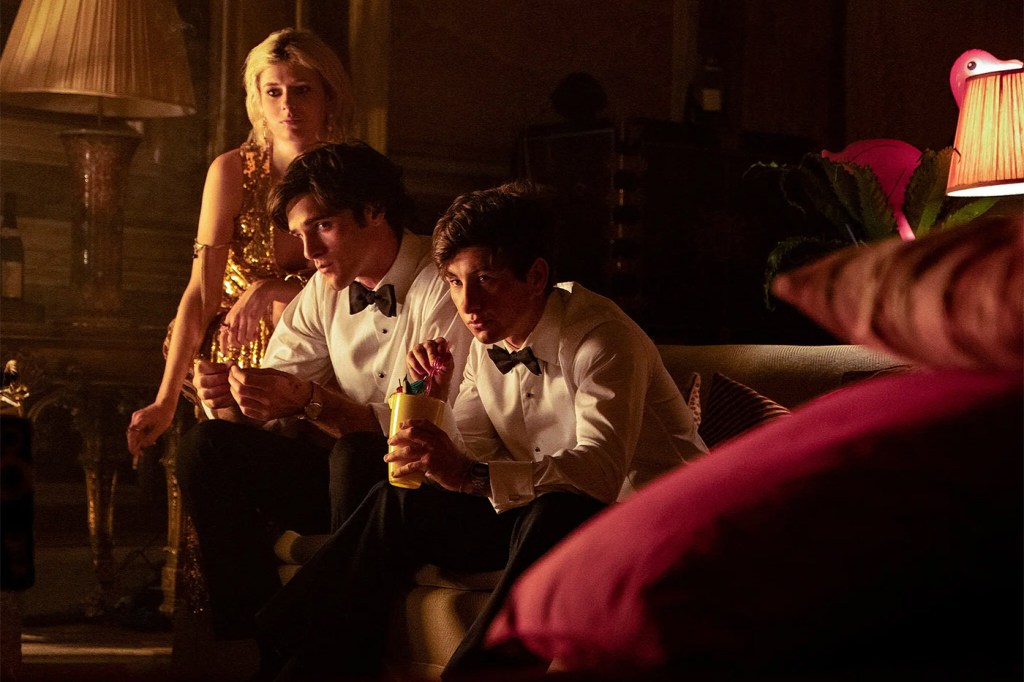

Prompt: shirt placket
[
  {"left": 372, "top": 312, "right": 393, "bottom": 389},
  {"left": 519, "top": 369, "right": 543, "bottom": 459}
]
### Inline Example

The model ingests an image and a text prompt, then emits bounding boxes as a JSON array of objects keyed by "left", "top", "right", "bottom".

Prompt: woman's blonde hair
[{"left": 243, "top": 28, "right": 354, "bottom": 147}]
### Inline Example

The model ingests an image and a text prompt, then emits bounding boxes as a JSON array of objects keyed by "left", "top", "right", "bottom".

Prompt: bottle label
[{"left": 2, "top": 262, "right": 23, "bottom": 299}]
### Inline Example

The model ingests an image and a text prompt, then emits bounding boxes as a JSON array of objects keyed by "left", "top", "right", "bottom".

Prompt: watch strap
[
  {"left": 300, "top": 382, "right": 324, "bottom": 421},
  {"left": 462, "top": 461, "right": 490, "bottom": 497}
]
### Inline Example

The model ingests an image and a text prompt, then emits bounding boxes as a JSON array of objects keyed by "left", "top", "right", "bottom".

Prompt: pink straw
[{"left": 424, "top": 350, "right": 448, "bottom": 396}]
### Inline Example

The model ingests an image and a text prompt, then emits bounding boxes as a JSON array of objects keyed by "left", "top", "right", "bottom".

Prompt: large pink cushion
[
  {"left": 486, "top": 369, "right": 1023, "bottom": 676},
  {"left": 771, "top": 215, "right": 1023, "bottom": 372}
]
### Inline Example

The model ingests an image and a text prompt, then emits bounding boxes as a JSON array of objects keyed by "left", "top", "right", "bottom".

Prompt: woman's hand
[
  {"left": 126, "top": 402, "right": 176, "bottom": 467},
  {"left": 406, "top": 337, "right": 454, "bottom": 400},
  {"left": 385, "top": 418, "right": 472, "bottom": 492},
  {"left": 219, "top": 279, "right": 274, "bottom": 349},
  {"left": 220, "top": 277, "right": 305, "bottom": 349}
]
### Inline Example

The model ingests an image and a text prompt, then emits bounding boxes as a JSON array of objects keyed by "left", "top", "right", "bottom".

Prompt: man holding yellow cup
[
  {"left": 257, "top": 182, "right": 706, "bottom": 680},
  {"left": 386, "top": 388, "right": 445, "bottom": 489}
]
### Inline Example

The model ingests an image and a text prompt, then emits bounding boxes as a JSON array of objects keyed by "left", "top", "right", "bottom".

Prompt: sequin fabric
[
  {"left": 163, "top": 143, "right": 284, "bottom": 371},
  {"left": 199, "top": 142, "right": 284, "bottom": 368},
  {"left": 166, "top": 143, "right": 286, "bottom": 617}
]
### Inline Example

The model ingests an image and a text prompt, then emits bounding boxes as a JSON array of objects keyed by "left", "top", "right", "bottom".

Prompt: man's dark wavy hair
[
  {"left": 268, "top": 141, "right": 414, "bottom": 237},
  {"left": 431, "top": 181, "right": 559, "bottom": 289}
]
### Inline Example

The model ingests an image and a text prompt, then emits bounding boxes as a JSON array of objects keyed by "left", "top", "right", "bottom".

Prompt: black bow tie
[
  {"left": 487, "top": 346, "right": 541, "bottom": 376},
  {"left": 349, "top": 282, "right": 396, "bottom": 317}
]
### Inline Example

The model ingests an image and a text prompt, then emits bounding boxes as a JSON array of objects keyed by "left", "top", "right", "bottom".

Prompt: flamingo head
[{"left": 949, "top": 49, "right": 1023, "bottom": 108}]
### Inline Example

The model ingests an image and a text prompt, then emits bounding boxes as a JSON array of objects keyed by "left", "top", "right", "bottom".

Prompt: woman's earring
[{"left": 261, "top": 118, "right": 270, "bottom": 143}]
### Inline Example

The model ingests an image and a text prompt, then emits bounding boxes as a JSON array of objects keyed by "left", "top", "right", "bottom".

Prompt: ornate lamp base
[{"left": 60, "top": 127, "right": 141, "bottom": 316}]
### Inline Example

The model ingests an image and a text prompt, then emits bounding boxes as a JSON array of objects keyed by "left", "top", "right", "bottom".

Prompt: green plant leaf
[
  {"left": 818, "top": 157, "right": 864, "bottom": 227},
  {"left": 747, "top": 160, "right": 808, "bottom": 218},
  {"left": 794, "top": 155, "right": 861, "bottom": 242},
  {"left": 848, "top": 163, "right": 898, "bottom": 240},
  {"left": 904, "top": 148, "right": 953, "bottom": 236},
  {"left": 941, "top": 196, "right": 1001, "bottom": 229}
]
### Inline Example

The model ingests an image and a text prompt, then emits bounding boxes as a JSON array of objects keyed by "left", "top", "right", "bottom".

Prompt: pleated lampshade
[
  {"left": 947, "top": 67, "right": 1024, "bottom": 197},
  {"left": 0, "top": 0, "right": 196, "bottom": 119}
]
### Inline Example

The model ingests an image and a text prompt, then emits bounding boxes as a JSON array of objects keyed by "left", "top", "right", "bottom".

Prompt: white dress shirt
[
  {"left": 263, "top": 231, "right": 471, "bottom": 433},
  {"left": 453, "top": 282, "right": 707, "bottom": 512}
]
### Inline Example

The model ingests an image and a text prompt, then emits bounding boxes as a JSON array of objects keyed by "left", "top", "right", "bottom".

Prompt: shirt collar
[
  {"left": 371, "top": 230, "right": 427, "bottom": 311},
  {"left": 498, "top": 287, "right": 566, "bottom": 370}
]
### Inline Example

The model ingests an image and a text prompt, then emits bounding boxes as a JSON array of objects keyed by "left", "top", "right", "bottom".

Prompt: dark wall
[{"left": 1, "top": 0, "right": 1021, "bottom": 340}]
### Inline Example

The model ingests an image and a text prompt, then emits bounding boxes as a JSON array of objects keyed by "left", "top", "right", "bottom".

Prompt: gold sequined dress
[
  {"left": 168, "top": 142, "right": 295, "bottom": 615},
  {"left": 194, "top": 141, "right": 286, "bottom": 368}
]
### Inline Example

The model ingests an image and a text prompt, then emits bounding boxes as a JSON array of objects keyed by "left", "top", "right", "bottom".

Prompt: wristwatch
[
  {"left": 299, "top": 382, "right": 324, "bottom": 421},
  {"left": 463, "top": 461, "right": 490, "bottom": 497}
]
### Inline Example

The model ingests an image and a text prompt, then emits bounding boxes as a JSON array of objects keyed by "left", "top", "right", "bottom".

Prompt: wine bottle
[{"left": 1, "top": 192, "right": 25, "bottom": 301}]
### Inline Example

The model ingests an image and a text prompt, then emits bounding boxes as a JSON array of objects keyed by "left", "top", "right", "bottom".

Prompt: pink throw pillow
[
  {"left": 486, "top": 369, "right": 1023, "bottom": 676},
  {"left": 771, "top": 215, "right": 1023, "bottom": 372}
]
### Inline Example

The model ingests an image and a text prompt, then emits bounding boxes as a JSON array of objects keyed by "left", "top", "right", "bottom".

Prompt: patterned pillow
[
  {"left": 772, "top": 215, "right": 1023, "bottom": 371},
  {"left": 684, "top": 371, "right": 702, "bottom": 430},
  {"left": 698, "top": 373, "right": 790, "bottom": 449}
]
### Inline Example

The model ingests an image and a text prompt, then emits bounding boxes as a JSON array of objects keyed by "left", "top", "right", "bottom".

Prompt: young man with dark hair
[
  {"left": 176, "top": 142, "right": 471, "bottom": 650},
  {"left": 257, "top": 181, "right": 706, "bottom": 680}
]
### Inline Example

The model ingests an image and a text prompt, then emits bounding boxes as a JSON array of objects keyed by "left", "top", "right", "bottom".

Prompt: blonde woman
[{"left": 128, "top": 28, "right": 353, "bottom": 459}]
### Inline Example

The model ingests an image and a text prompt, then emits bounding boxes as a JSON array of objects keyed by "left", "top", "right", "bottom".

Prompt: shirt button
[
  {"left": 377, "top": 372, "right": 385, "bottom": 378},
  {"left": 534, "top": 447, "right": 540, "bottom": 453},
  {"left": 525, "top": 392, "right": 533, "bottom": 398},
  {"left": 382, "top": 329, "right": 388, "bottom": 334}
]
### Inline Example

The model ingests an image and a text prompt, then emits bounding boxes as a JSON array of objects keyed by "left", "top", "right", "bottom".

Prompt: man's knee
[
  {"left": 176, "top": 419, "right": 249, "bottom": 492},
  {"left": 330, "top": 431, "right": 387, "bottom": 460},
  {"left": 329, "top": 431, "right": 388, "bottom": 482},
  {"left": 515, "top": 493, "right": 605, "bottom": 544},
  {"left": 530, "top": 492, "right": 605, "bottom": 519},
  {"left": 329, "top": 431, "right": 389, "bottom": 530}
]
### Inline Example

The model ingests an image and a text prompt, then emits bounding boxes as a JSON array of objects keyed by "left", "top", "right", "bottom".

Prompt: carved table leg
[
  {"left": 82, "top": 460, "right": 117, "bottom": 616},
  {"left": 75, "top": 392, "right": 123, "bottom": 617},
  {"left": 159, "top": 408, "right": 186, "bottom": 617}
]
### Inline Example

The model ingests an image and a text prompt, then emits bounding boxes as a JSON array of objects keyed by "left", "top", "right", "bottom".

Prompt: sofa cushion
[
  {"left": 772, "top": 215, "right": 1023, "bottom": 372},
  {"left": 485, "top": 369, "right": 1023, "bottom": 676},
  {"left": 696, "top": 372, "right": 790, "bottom": 448},
  {"left": 683, "top": 371, "right": 701, "bottom": 430}
]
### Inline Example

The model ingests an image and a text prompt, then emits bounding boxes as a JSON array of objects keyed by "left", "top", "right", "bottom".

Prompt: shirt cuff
[{"left": 488, "top": 460, "right": 536, "bottom": 512}]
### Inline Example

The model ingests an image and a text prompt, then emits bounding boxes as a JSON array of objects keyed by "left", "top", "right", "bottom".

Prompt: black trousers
[
  {"left": 176, "top": 419, "right": 387, "bottom": 639},
  {"left": 255, "top": 481, "right": 606, "bottom": 680}
]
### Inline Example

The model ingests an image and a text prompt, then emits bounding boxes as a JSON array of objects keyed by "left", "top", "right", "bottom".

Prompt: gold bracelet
[{"left": 192, "top": 239, "right": 231, "bottom": 259}]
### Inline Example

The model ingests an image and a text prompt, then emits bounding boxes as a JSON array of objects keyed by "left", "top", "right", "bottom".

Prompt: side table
[{"left": 0, "top": 318, "right": 169, "bottom": 615}]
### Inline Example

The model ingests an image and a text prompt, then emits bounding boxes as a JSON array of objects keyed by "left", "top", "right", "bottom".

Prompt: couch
[
  {"left": 486, "top": 215, "right": 1023, "bottom": 681},
  {"left": 327, "top": 342, "right": 903, "bottom": 681},
  {"left": 172, "top": 342, "right": 901, "bottom": 680}
]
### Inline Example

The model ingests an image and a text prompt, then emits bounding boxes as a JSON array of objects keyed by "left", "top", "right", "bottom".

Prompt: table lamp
[
  {"left": 947, "top": 62, "right": 1024, "bottom": 197},
  {"left": 0, "top": 0, "right": 196, "bottom": 317}
]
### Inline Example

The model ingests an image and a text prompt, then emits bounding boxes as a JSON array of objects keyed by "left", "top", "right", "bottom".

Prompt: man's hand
[
  {"left": 406, "top": 337, "right": 454, "bottom": 400},
  {"left": 228, "top": 366, "right": 311, "bottom": 422},
  {"left": 194, "top": 360, "right": 235, "bottom": 410},
  {"left": 386, "top": 418, "right": 473, "bottom": 492}
]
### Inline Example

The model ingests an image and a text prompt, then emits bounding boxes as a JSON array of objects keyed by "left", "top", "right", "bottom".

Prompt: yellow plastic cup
[{"left": 387, "top": 392, "right": 445, "bottom": 488}]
